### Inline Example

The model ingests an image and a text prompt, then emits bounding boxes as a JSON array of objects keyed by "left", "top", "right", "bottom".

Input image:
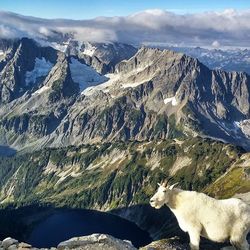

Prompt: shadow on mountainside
[{"left": 0, "top": 145, "right": 17, "bottom": 156}]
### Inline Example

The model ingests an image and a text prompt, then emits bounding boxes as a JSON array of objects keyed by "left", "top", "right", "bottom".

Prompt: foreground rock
[
  {"left": 2, "top": 234, "right": 248, "bottom": 250},
  {"left": 0, "top": 237, "right": 32, "bottom": 249},
  {"left": 139, "top": 237, "right": 188, "bottom": 250},
  {"left": 0, "top": 234, "right": 137, "bottom": 250},
  {"left": 57, "top": 234, "right": 137, "bottom": 250}
]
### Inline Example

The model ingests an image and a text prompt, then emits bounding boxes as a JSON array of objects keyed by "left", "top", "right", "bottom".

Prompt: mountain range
[{"left": 0, "top": 37, "right": 249, "bottom": 153}]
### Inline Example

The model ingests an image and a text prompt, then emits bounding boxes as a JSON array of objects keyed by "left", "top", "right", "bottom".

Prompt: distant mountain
[
  {"left": 0, "top": 38, "right": 250, "bottom": 152},
  {"left": 153, "top": 45, "right": 250, "bottom": 75}
]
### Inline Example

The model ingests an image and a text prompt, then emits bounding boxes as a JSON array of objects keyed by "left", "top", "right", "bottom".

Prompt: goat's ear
[
  {"left": 157, "top": 183, "right": 161, "bottom": 187},
  {"left": 169, "top": 182, "right": 179, "bottom": 190}
]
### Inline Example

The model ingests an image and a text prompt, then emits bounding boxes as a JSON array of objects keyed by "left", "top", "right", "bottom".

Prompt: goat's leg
[
  {"left": 239, "top": 239, "right": 249, "bottom": 250},
  {"left": 237, "top": 236, "right": 249, "bottom": 250},
  {"left": 230, "top": 240, "right": 249, "bottom": 250},
  {"left": 230, "top": 233, "right": 249, "bottom": 250},
  {"left": 188, "top": 231, "right": 200, "bottom": 250}
]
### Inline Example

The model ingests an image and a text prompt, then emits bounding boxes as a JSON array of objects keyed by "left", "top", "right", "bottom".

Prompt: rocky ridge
[{"left": 156, "top": 45, "right": 250, "bottom": 75}]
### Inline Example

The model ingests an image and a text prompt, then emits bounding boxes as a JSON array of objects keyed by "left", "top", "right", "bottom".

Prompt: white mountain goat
[{"left": 150, "top": 182, "right": 250, "bottom": 250}]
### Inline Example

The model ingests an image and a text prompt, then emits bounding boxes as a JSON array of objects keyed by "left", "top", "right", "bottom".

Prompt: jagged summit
[{"left": 51, "top": 39, "right": 138, "bottom": 74}]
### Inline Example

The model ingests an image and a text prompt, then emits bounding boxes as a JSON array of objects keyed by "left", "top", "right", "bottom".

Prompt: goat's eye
[{"left": 163, "top": 190, "right": 167, "bottom": 193}]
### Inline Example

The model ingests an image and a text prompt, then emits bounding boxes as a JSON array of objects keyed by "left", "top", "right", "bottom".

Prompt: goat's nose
[{"left": 150, "top": 199, "right": 154, "bottom": 203}]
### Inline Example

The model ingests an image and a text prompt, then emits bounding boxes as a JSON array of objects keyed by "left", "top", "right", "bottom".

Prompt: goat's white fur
[{"left": 150, "top": 184, "right": 250, "bottom": 250}]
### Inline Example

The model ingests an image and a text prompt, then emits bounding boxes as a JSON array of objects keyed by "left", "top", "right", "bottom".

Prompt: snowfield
[
  {"left": 25, "top": 57, "right": 53, "bottom": 85},
  {"left": 82, "top": 73, "right": 118, "bottom": 96},
  {"left": 235, "top": 119, "right": 250, "bottom": 138},
  {"left": 69, "top": 58, "right": 107, "bottom": 91}
]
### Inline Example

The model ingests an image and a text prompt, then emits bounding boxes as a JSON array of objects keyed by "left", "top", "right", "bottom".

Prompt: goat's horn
[
  {"left": 169, "top": 182, "right": 179, "bottom": 190},
  {"left": 162, "top": 180, "right": 168, "bottom": 187}
]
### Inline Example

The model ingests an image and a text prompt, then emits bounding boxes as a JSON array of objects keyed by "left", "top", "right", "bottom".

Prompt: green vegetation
[
  {"left": 205, "top": 166, "right": 250, "bottom": 198},
  {"left": 167, "top": 115, "right": 185, "bottom": 139},
  {"left": 0, "top": 138, "right": 247, "bottom": 212}
]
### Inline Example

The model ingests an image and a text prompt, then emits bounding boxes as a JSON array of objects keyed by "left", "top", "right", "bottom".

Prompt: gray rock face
[
  {"left": 156, "top": 45, "right": 250, "bottom": 75},
  {"left": 0, "top": 38, "right": 58, "bottom": 103}
]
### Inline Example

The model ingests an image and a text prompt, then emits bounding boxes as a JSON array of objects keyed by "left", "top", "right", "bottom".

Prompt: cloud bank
[{"left": 0, "top": 9, "right": 250, "bottom": 47}]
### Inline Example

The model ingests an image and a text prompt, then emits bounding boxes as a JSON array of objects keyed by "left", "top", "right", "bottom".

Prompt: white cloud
[{"left": 0, "top": 9, "right": 250, "bottom": 47}]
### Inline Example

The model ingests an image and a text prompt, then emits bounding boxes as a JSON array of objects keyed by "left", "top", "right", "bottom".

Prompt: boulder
[
  {"left": 7, "top": 245, "right": 18, "bottom": 250},
  {"left": 2, "top": 238, "right": 18, "bottom": 249},
  {"left": 57, "top": 233, "right": 137, "bottom": 250},
  {"left": 17, "top": 242, "right": 33, "bottom": 249}
]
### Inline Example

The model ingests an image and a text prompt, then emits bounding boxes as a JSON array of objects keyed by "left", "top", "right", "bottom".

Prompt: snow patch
[
  {"left": 69, "top": 58, "right": 107, "bottom": 92},
  {"left": 25, "top": 57, "right": 53, "bottom": 85},
  {"left": 122, "top": 81, "right": 145, "bottom": 88},
  {"left": 82, "top": 42, "right": 96, "bottom": 56},
  {"left": 82, "top": 73, "right": 119, "bottom": 96},
  {"left": 0, "top": 50, "right": 4, "bottom": 56},
  {"left": 51, "top": 42, "right": 68, "bottom": 53},
  {"left": 234, "top": 119, "right": 250, "bottom": 138},
  {"left": 164, "top": 96, "right": 178, "bottom": 106}
]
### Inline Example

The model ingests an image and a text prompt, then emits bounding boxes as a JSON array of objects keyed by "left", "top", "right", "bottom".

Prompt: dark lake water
[{"left": 27, "top": 209, "right": 151, "bottom": 248}]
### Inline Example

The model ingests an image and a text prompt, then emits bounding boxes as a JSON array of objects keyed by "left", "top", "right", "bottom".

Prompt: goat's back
[{"left": 174, "top": 191, "right": 250, "bottom": 239}]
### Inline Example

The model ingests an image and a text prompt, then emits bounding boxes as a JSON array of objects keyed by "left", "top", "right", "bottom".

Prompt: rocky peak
[
  {"left": 0, "top": 38, "right": 58, "bottom": 103},
  {"left": 44, "top": 55, "right": 79, "bottom": 103},
  {"left": 79, "top": 41, "right": 138, "bottom": 74},
  {"left": 59, "top": 40, "right": 137, "bottom": 74}
]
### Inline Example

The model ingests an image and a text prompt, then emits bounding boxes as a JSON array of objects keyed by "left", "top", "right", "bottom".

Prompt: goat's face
[
  {"left": 150, "top": 184, "right": 169, "bottom": 209},
  {"left": 150, "top": 182, "right": 178, "bottom": 209}
]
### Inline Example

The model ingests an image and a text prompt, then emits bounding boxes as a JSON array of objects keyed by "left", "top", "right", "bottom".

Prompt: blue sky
[{"left": 0, "top": 0, "right": 250, "bottom": 19}]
